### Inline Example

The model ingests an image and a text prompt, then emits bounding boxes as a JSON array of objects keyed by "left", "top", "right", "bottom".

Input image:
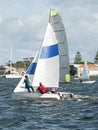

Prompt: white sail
[
  {"left": 32, "top": 23, "right": 59, "bottom": 88},
  {"left": 49, "top": 9, "right": 70, "bottom": 83},
  {"left": 14, "top": 52, "right": 39, "bottom": 93},
  {"left": 80, "top": 61, "right": 89, "bottom": 79}
]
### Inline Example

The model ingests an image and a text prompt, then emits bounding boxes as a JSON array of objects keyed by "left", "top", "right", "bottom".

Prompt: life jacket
[{"left": 38, "top": 85, "right": 47, "bottom": 94}]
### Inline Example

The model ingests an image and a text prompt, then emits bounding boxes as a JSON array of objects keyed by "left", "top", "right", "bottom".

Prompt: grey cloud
[
  {"left": 0, "top": 0, "right": 98, "bottom": 64},
  {"left": 0, "top": 15, "right": 43, "bottom": 64}
]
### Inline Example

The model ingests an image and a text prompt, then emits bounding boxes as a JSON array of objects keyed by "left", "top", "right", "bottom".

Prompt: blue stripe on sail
[
  {"left": 26, "top": 63, "right": 37, "bottom": 74},
  {"left": 39, "top": 44, "right": 59, "bottom": 59}
]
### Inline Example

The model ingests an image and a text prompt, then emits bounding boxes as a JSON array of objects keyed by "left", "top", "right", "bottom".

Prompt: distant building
[
  {"left": 0, "top": 66, "right": 11, "bottom": 75},
  {"left": 74, "top": 63, "right": 98, "bottom": 76},
  {"left": 0, "top": 65, "right": 25, "bottom": 76},
  {"left": 0, "top": 57, "right": 34, "bottom": 76}
]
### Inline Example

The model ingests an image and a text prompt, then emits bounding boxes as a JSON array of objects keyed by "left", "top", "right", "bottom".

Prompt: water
[{"left": 0, "top": 77, "right": 98, "bottom": 130}]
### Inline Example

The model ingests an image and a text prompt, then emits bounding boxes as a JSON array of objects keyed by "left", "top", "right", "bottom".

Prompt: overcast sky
[{"left": 0, "top": 0, "right": 98, "bottom": 65}]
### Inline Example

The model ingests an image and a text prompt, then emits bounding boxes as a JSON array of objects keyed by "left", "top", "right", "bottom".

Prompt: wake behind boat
[{"left": 12, "top": 9, "right": 71, "bottom": 101}]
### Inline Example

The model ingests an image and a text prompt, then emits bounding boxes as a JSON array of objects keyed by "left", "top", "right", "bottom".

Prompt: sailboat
[
  {"left": 79, "top": 61, "right": 95, "bottom": 83},
  {"left": 5, "top": 46, "right": 22, "bottom": 78},
  {"left": 12, "top": 9, "right": 72, "bottom": 100}
]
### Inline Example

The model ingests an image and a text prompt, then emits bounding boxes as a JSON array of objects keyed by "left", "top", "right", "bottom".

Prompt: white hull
[
  {"left": 12, "top": 91, "right": 73, "bottom": 101},
  {"left": 5, "top": 74, "right": 22, "bottom": 78},
  {"left": 12, "top": 92, "right": 61, "bottom": 100},
  {"left": 81, "top": 80, "right": 95, "bottom": 84}
]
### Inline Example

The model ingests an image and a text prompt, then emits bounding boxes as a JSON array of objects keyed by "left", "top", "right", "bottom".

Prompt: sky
[{"left": 0, "top": 0, "right": 98, "bottom": 65}]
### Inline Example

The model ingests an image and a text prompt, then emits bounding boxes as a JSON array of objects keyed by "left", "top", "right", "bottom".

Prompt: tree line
[{"left": 74, "top": 50, "right": 98, "bottom": 64}]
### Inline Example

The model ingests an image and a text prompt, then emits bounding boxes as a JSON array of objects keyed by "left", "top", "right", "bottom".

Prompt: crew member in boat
[
  {"left": 24, "top": 75, "right": 34, "bottom": 93},
  {"left": 38, "top": 82, "right": 47, "bottom": 94}
]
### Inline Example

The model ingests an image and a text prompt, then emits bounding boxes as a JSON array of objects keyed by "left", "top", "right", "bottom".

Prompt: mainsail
[
  {"left": 80, "top": 61, "right": 89, "bottom": 79},
  {"left": 32, "top": 23, "right": 59, "bottom": 88},
  {"left": 79, "top": 61, "right": 96, "bottom": 84},
  {"left": 49, "top": 9, "right": 70, "bottom": 83}
]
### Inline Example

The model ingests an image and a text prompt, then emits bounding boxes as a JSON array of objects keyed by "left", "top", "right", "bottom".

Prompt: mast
[{"left": 9, "top": 46, "right": 12, "bottom": 74}]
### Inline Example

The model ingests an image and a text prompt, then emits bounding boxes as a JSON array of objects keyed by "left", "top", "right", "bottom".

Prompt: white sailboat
[
  {"left": 12, "top": 9, "right": 72, "bottom": 100},
  {"left": 5, "top": 46, "right": 22, "bottom": 78},
  {"left": 79, "top": 61, "right": 95, "bottom": 84}
]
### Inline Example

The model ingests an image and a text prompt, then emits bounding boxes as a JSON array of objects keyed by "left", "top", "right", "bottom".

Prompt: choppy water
[{"left": 0, "top": 77, "right": 98, "bottom": 130}]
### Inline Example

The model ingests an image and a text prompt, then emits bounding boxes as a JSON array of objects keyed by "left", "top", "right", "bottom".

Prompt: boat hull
[
  {"left": 12, "top": 92, "right": 73, "bottom": 101},
  {"left": 12, "top": 92, "right": 61, "bottom": 101},
  {"left": 4, "top": 74, "right": 22, "bottom": 78},
  {"left": 81, "top": 80, "right": 95, "bottom": 84}
]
